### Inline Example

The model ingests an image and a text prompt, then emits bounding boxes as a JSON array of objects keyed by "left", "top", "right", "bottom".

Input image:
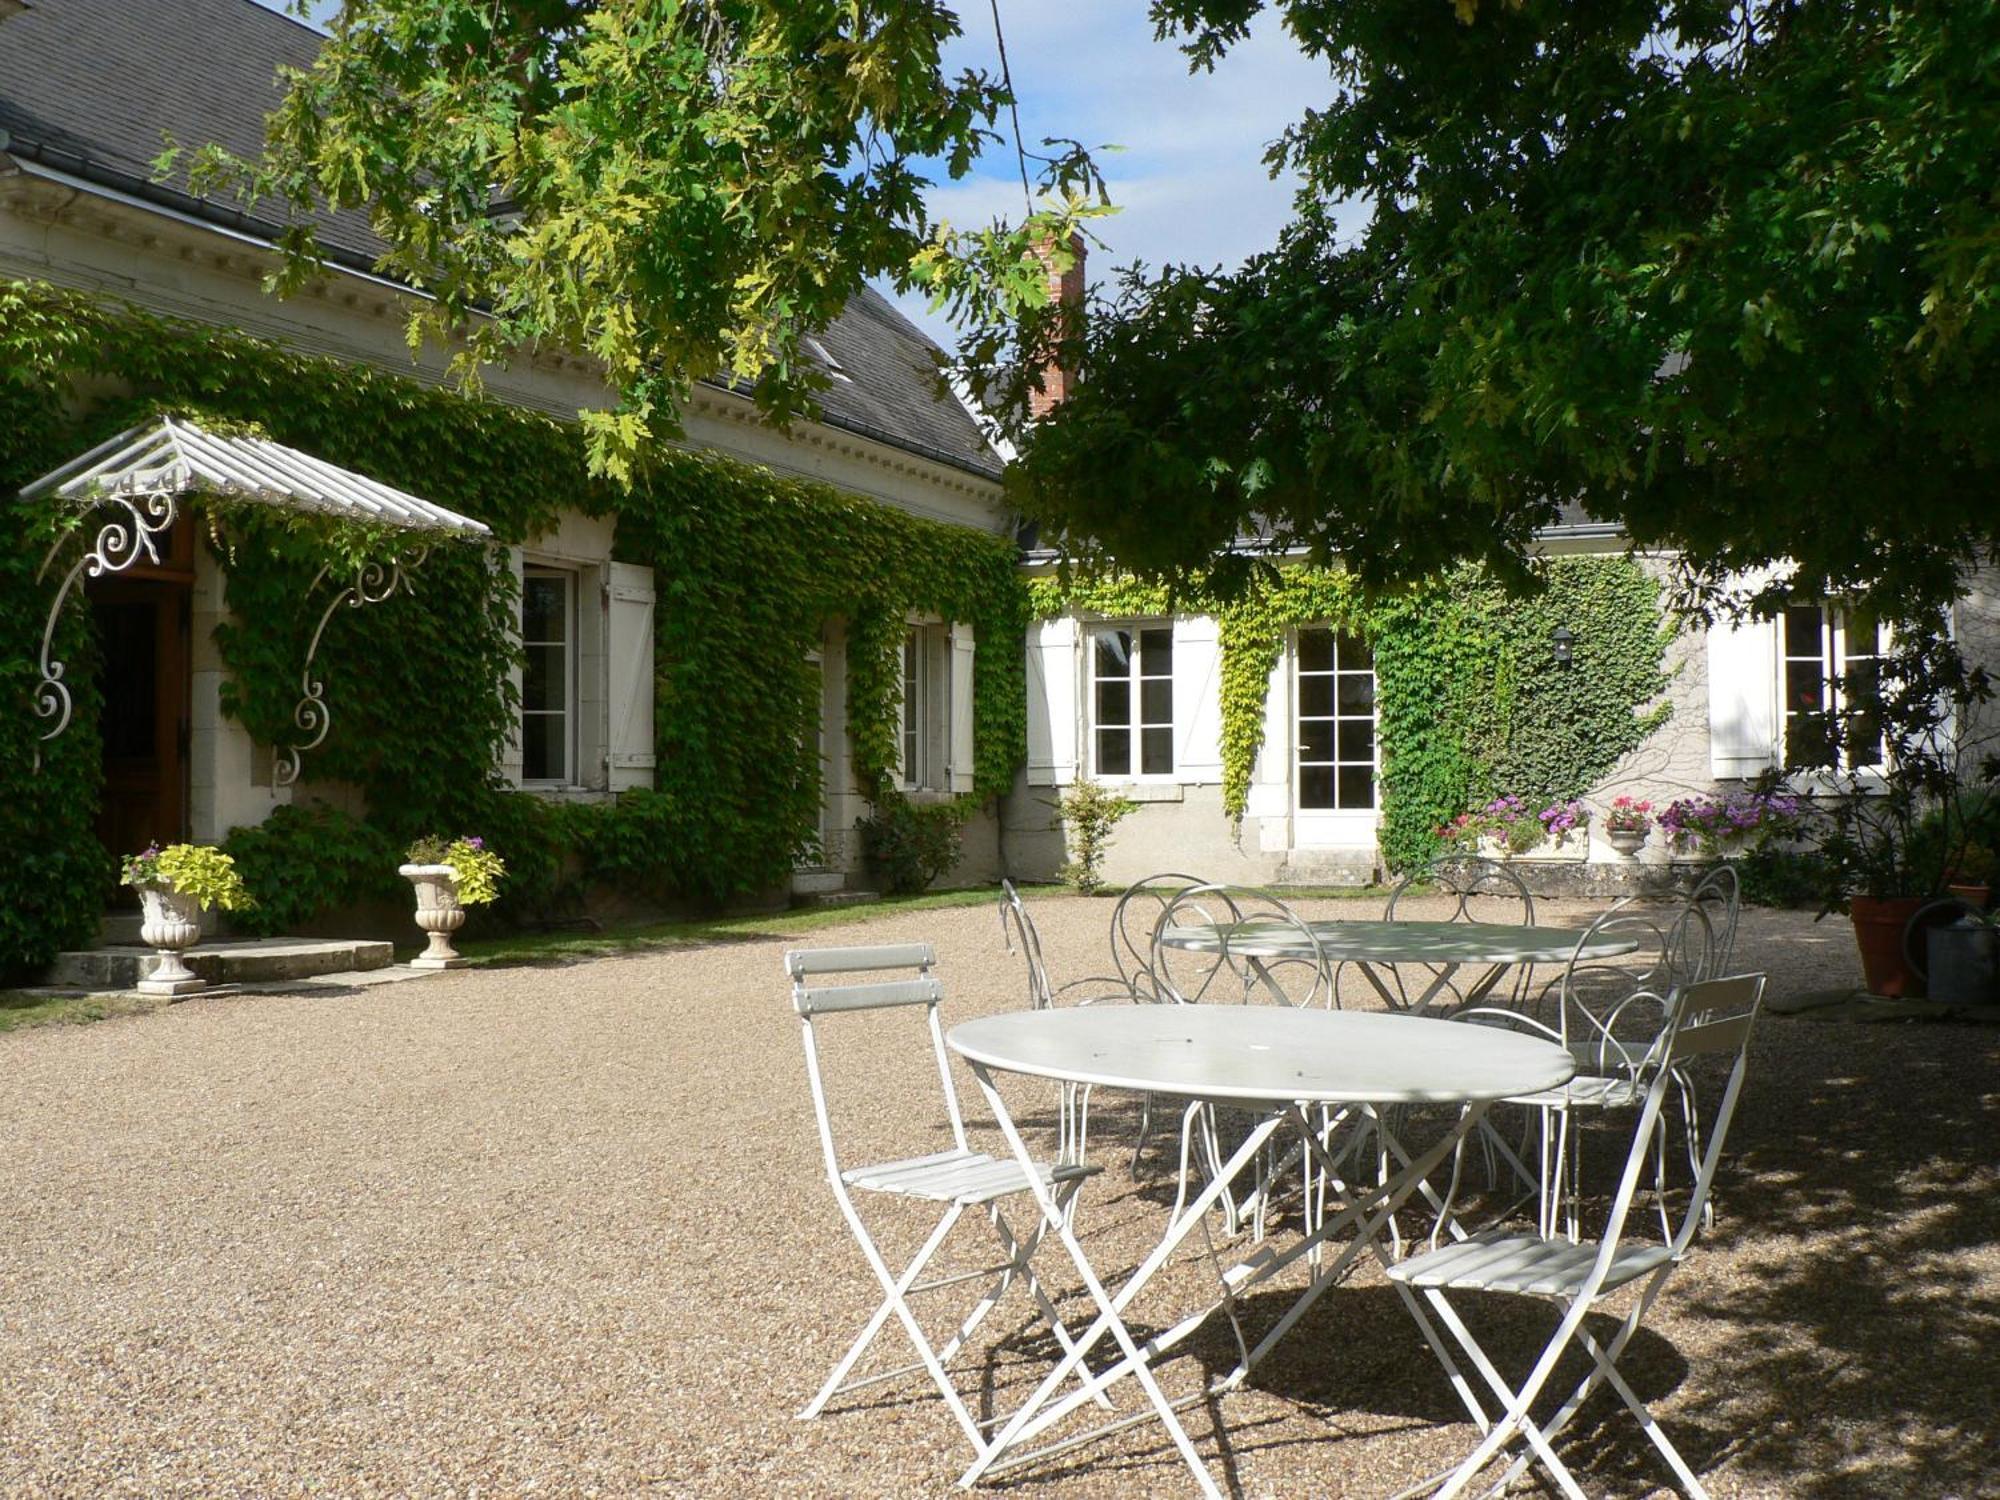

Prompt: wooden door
[{"left": 88, "top": 522, "right": 194, "bottom": 863}]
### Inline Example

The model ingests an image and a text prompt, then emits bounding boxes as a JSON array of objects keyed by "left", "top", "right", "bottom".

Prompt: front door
[{"left": 88, "top": 521, "right": 194, "bottom": 863}]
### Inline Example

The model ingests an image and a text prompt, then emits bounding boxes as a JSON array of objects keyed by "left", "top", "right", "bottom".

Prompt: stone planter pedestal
[
  {"left": 400, "top": 863, "right": 468, "bottom": 969},
  {"left": 136, "top": 884, "right": 207, "bottom": 997},
  {"left": 1604, "top": 827, "right": 1649, "bottom": 858}
]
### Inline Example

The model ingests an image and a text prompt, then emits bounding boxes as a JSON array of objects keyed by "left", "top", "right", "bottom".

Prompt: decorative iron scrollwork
[
  {"left": 31, "top": 490, "right": 181, "bottom": 766},
  {"left": 273, "top": 550, "right": 427, "bottom": 787}
]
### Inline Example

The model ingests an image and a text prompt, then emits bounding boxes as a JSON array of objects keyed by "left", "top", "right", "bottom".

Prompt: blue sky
[{"left": 250, "top": 0, "right": 1338, "bottom": 352}]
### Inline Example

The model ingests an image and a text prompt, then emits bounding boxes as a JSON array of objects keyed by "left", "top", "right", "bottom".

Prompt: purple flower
[{"left": 466, "top": 836, "right": 485, "bottom": 850}]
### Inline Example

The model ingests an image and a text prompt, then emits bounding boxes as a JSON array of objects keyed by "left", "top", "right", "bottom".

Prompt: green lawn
[{"left": 0, "top": 990, "right": 170, "bottom": 1034}]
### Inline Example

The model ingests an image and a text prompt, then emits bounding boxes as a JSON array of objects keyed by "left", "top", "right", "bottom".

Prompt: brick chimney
[{"left": 1028, "top": 232, "right": 1085, "bottom": 421}]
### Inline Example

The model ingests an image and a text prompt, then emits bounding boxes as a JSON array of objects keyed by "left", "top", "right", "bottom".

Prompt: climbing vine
[
  {"left": 1030, "top": 557, "right": 1673, "bottom": 872},
  {"left": 0, "top": 279, "right": 1026, "bottom": 973}
]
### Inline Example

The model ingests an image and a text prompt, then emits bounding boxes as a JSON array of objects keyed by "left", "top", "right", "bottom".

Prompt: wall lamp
[{"left": 1551, "top": 624, "right": 1576, "bottom": 668}]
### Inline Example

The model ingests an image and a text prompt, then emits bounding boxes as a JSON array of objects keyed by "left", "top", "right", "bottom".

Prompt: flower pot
[
  {"left": 135, "top": 883, "right": 207, "bottom": 997},
  {"left": 1947, "top": 882, "right": 1992, "bottom": 912},
  {"left": 1849, "top": 894, "right": 1927, "bottom": 999},
  {"left": 400, "top": 863, "right": 468, "bottom": 969},
  {"left": 1604, "top": 826, "right": 1648, "bottom": 857}
]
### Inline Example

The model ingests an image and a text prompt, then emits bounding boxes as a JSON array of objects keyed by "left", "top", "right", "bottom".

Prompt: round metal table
[
  {"left": 948, "top": 1006, "right": 1574, "bottom": 1498},
  {"left": 1156, "top": 918, "right": 1641, "bottom": 1013}
]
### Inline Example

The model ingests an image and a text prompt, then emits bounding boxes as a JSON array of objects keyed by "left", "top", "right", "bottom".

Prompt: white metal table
[
  {"left": 948, "top": 1006, "right": 1575, "bottom": 1497},
  {"left": 1159, "top": 918, "right": 1640, "bottom": 1014}
]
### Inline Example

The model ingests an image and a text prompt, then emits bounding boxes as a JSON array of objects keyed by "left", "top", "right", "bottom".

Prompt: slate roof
[{"left": 0, "top": 0, "right": 1004, "bottom": 481}]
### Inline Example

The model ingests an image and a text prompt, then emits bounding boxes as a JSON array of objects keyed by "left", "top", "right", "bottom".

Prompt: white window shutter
[
  {"left": 1026, "top": 616, "right": 1079, "bottom": 786},
  {"left": 1245, "top": 640, "right": 1291, "bottom": 820},
  {"left": 1172, "top": 615, "right": 1224, "bottom": 783},
  {"left": 1707, "top": 613, "right": 1780, "bottom": 778},
  {"left": 606, "top": 561, "right": 657, "bottom": 789},
  {"left": 947, "top": 621, "right": 977, "bottom": 793}
]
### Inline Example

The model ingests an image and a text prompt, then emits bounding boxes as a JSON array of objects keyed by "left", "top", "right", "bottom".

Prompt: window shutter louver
[{"left": 606, "top": 561, "right": 657, "bottom": 788}]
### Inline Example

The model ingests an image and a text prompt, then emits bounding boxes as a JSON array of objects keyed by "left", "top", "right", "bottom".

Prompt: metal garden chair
[
  {"left": 1373, "top": 853, "right": 1539, "bottom": 1013},
  {"left": 1387, "top": 972, "right": 1766, "bottom": 1500},
  {"left": 786, "top": 943, "right": 1103, "bottom": 1460},
  {"left": 997, "top": 879, "right": 1133, "bottom": 1166},
  {"left": 1149, "top": 883, "right": 1339, "bottom": 1238}
]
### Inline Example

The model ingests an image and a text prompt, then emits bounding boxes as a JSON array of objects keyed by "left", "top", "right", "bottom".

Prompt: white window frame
[
  {"left": 1781, "top": 602, "right": 1889, "bottom": 774},
  {"left": 1088, "top": 623, "right": 1176, "bottom": 782},
  {"left": 1293, "top": 625, "right": 1379, "bottom": 815},
  {"left": 900, "top": 625, "right": 932, "bottom": 791},
  {"left": 521, "top": 563, "right": 580, "bottom": 786}
]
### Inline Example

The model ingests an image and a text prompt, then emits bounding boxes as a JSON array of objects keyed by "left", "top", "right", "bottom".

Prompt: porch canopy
[{"left": 23, "top": 416, "right": 492, "bottom": 784}]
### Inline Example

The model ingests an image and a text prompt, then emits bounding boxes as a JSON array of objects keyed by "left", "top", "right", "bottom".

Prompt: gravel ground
[{"left": 2, "top": 892, "right": 1995, "bottom": 1499}]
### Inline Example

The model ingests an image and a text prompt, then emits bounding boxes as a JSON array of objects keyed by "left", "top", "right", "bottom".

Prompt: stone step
[
  {"left": 44, "top": 937, "right": 394, "bottom": 991},
  {"left": 790, "top": 867, "right": 848, "bottom": 897},
  {"left": 797, "top": 889, "right": 883, "bottom": 909}
]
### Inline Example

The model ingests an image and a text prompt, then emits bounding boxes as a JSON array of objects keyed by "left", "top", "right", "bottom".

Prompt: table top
[
  {"left": 948, "top": 1007, "right": 1576, "bottom": 1107},
  {"left": 1157, "top": 918, "right": 1638, "bottom": 966}
]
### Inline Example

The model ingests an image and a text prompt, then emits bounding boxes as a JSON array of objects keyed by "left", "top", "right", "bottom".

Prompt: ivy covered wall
[
  {"left": 1030, "top": 557, "right": 1675, "bottom": 871},
  {"left": 0, "top": 280, "right": 1025, "bottom": 976}
]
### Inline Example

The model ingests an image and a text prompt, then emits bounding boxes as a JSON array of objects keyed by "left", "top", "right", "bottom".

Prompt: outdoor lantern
[{"left": 1551, "top": 624, "right": 1575, "bottom": 667}]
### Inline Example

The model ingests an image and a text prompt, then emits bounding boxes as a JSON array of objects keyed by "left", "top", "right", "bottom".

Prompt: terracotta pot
[
  {"left": 1849, "top": 895, "right": 1927, "bottom": 998},
  {"left": 1947, "top": 882, "right": 1992, "bottom": 911},
  {"left": 399, "top": 863, "right": 467, "bottom": 969}
]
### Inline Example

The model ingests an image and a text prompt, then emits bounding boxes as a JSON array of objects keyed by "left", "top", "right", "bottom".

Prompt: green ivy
[
  {"left": 0, "top": 279, "right": 1026, "bottom": 972},
  {"left": 1031, "top": 557, "right": 1673, "bottom": 873}
]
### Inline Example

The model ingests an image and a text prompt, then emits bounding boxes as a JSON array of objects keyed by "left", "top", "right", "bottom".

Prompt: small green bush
[
  {"left": 1736, "top": 847, "right": 1830, "bottom": 910},
  {"left": 1054, "top": 780, "right": 1137, "bottom": 894},
  {"left": 857, "top": 799, "right": 965, "bottom": 895},
  {"left": 222, "top": 804, "right": 403, "bottom": 935}
]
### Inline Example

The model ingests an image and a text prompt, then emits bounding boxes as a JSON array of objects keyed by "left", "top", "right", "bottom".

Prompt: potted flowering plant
[
  {"left": 1538, "top": 799, "right": 1589, "bottom": 851},
  {"left": 119, "top": 843, "right": 254, "bottom": 996},
  {"left": 1602, "top": 797, "right": 1654, "bottom": 856},
  {"left": 1439, "top": 795, "right": 1542, "bottom": 858},
  {"left": 399, "top": 835, "right": 506, "bottom": 968},
  {"left": 1659, "top": 789, "right": 1805, "bottom": 856}
]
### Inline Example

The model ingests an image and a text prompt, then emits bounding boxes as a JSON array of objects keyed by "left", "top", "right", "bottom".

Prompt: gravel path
[{"left": 1, "top": 893, "right": 1994, "bottom": 1499}]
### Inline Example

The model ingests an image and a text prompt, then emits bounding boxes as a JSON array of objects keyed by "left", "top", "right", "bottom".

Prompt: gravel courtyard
[{"left": 2, "top": 892, "right": 1994, "bottom": 1499}]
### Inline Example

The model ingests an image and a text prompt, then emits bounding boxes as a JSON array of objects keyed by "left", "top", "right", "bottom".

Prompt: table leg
[{"left": 962, "top": 1065, "right": 1288, "bottom": 1498}]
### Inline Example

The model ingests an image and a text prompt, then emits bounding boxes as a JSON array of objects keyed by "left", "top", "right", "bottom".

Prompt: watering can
[{"left": 1906, "top": 899, "right": 2000, "bottom": 1006}]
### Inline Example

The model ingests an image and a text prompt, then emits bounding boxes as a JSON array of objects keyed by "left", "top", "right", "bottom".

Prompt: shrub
[
  {"left": 221, "top": 804, "right": 403, "bottom": 935},
  {"left": 857, "top": 799, "right": 964, "bottom": 895},
  {"left": 1054, "top": 780, "right": 1138, "bottom": 894},
  {"left": 1736, "top": 846, "right": 1831, "bottom": 910}
]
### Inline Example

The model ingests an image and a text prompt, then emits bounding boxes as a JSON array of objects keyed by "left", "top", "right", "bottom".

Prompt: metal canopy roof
[{"left": 19, "top": 417, "right": 492, "bottom": 539}]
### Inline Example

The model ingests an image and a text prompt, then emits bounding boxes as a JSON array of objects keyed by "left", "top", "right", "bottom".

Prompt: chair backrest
[
  {"left": 997, "top": 880, "right": 1055, "bottom": 1009},
  {"left": 1556, "top": 898, "right": 1719, "bottom": 1074},
  {"left": 1152, "top": 883, "right": 1333, "bottom": 1008},
  {"left": 1385, "top": 853, "right": 1537, "bottom": 927},
  {"left": 785, "top": 943, "right": 967, "bottom": 1178},
  {"left": 1109, "top": 872, "right": 1211, "bottom": 1001},
  {"left": 1584, "top": 973, "right": 1766, "bottom": 1287},
  {"left": 1684, "top": 863, "right": 1742, "bottom": 974}
]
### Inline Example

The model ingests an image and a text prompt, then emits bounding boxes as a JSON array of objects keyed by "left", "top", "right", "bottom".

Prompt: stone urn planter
[
  {"left": 400, "top": 863, "right": 468, "bottom": 969},
  {"left": 135, "top": 883, "right": 208, "bottom": 997},
  {"left": 1604, "top": 826, "right": 1648, "bottom": 858}
]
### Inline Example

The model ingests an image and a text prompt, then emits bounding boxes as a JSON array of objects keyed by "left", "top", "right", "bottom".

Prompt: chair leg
[{"left": 1422, "top": 1289, "right": 1589, "bottom": 1500}]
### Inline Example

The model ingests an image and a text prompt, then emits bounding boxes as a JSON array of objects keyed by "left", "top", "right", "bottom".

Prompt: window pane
[
  {"left": 522, "top": 574, "right": 566, "bottom": 642},
  {"left": 1141, "top": 726, "right": 1174, "bottom": 776},
  {"left": 1297, "top": 628, "right": 1333, "bottom": 674},
  {"left": 523, "top": 642, "right": 565, "bottom": 712},
  {"left": 1338, "top": 766, "right": 1375, "bottom": 809},
  {"left": 1299, "top": 676, "right": 1334, "bottom": 718},
  {"left": 1783, "top": 605, "right": 1824, "bottom": 656},
  {"left": 1096, "top": 679, "right": 1132, "bottom": 727},
  {"left": 1787, "top": 713, "right": 1835, "bottom": 768},
  {"left": 1096, "top": 631, "right": 1132, "bottom": 679},
  {"left": 1139, "top": 627, "right": 1173, "bottom": 675},
  {"left": 522, "top": 713, "right": 565, "bottom": 781},
  {"left": 1785, "top": 656, "right": 1824, "bottom": 715},
  {"left": 1845, "top": 609, "right": 1882, "bottom": 657},
  {"left": 1097, "top": 727, "right": 1131, "bottom": 776},
  {"left": 1337, "top": 719, "right": 1374, "bottom": 763},
  {"left": 1299, "top": 766, "right": 1335, "bottom": 810},
  {"left": 1140, "top": 678, "right": 1173, "bottom": 725},
  {"left": 1337, "top": 632, "right": 1373, "bottom": 670},
  {"left": 1297, "top": 720, "right": 1334, "bottom": 762},
  {"left": 1336, "top": 673, "right": 1376, "bottom": 713}
]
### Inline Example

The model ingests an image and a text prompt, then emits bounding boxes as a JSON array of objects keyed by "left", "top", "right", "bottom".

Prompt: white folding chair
[
  {"left": 1388, "top": 973, "right": 1767, "bottom": 1500},
  {"left": 786, "top": 943, "right": 1104, "bottom": 1459}
]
